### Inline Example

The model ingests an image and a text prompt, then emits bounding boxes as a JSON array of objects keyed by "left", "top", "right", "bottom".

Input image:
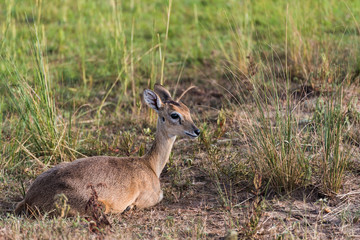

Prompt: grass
[
  {"left": 313, "top": 91, "right": 351, "bottom": 195},
  {"left": 5, "top": 29, "right": 79, "bottom": 167},
  {"left": 1, "top": 0, "right": 360, "bottom": 239}
]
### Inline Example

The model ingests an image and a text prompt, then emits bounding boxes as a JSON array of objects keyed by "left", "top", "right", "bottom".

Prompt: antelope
[{"left": 15, "top": 84, "right": 200, "bottom": 216}]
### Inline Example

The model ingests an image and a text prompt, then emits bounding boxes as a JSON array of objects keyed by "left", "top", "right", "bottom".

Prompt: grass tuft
[
  {"left": 313, "top": 91, "right": 351, "bottom": 194},
  {"left": 5, "top": 28, "right": 78, "bottom": 166}
]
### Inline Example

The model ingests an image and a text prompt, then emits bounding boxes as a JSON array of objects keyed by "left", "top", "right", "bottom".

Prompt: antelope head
[{"left": 143, "top": 84, "right": 200, "bottom": 139}]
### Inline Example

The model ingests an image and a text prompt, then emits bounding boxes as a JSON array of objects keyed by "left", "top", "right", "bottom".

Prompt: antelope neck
[{"left": 146, "top": 118, "right": 176, "bottom": 177}]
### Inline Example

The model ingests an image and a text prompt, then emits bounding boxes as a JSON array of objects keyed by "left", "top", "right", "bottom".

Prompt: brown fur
[{"left": 15, "top": 85, "right": 199, "bottom": 216}]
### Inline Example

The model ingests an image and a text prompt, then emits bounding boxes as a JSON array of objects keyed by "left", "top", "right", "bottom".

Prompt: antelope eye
[{"left": 170, "top": 113, "right": 179, "bottom": 119}]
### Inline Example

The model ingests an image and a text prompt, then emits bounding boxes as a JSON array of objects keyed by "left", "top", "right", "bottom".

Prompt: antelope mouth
[{"left": 185, "top": 132, "right": 198, "bottom": 138}]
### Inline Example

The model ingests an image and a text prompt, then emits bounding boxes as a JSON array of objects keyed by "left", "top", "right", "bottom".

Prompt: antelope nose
[{"left": 194, "top": 128, "right": 201, "bottom": 136}]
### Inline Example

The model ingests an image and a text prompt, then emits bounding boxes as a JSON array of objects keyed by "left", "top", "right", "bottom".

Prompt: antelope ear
[
  {"left": 143, "top": 89, "right": 162, "bottom": 111},
  {"left": 154, "top": 84, "right": 172, "bottom": 102}
]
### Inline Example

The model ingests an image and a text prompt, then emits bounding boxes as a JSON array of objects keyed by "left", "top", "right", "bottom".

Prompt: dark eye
[{"left": 170, "top": 113, "right": 179, "bottom": 119}]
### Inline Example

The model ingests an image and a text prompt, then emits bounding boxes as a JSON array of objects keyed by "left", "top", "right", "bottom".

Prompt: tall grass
[
  {"left": 239, "top": 68, "right": 311, "bottom": 192},
  {"left": 160, "top": 0, "right": 172, "bottom": 85},
  {"left": 5, "top": 28, "right": 78, "bottom": 166},
  {"left": 218, "top": 0, "right": 358, "bottom": 194},
  {"left": 313, "top": 92, "right": 351, "bottom": 194},
  {"left": 229, "top": 57, "right": 351, "bottom": 195}
]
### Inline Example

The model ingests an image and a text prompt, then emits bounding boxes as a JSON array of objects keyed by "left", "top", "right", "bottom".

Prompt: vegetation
[{"left": 1, "top": 0, "right": 360, "bottom": 238}]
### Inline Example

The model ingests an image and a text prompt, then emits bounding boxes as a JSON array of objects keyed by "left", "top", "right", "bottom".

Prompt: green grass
[
  {"left": 1, "top": 0, "right": 360, "bottom": 238},
  {"left": 5, "top": 29, "right": 78, "bottom": 166}
]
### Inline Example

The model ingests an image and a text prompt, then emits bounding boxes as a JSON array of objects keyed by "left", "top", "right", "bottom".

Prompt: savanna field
[{"left": 1, "top": 0, "right": 360, "bottom": 239}]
